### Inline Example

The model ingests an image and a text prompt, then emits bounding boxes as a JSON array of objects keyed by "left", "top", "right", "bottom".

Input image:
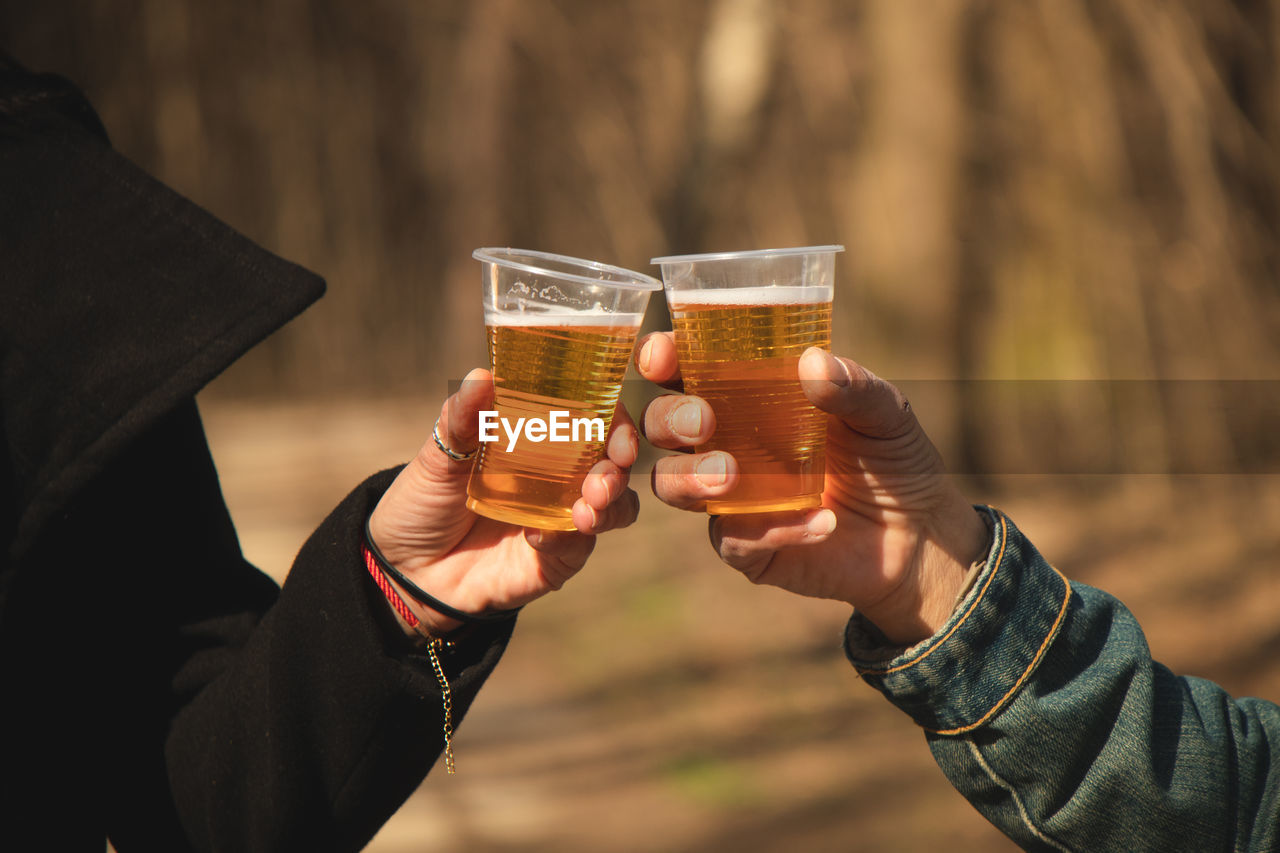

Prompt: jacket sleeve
[
  {"left": 61, "top": 400, "right": 513, "bottom": 852},
  {"left": 164, "top": 466, "right": 514, "bottom": 853},
  {"left": 846, "top": 508, "right": 1280, "bottom": 853}
]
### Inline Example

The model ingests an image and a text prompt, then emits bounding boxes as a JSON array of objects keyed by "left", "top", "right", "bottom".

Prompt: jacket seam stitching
[
  {"left": 963, "top": 737, "right": 1075, "bottom": 852},
  {"left": 927, "top": 562, "right": 1071, "bottom": 735}
]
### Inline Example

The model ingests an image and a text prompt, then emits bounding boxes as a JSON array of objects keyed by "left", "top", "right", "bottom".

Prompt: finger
[
  {"left": 428, "top": 367, "right": 494, "bottom": 475},
  {"left": 798, "top": 348, "right": 916, "bottom": 441},
  {"left": 605, "top": 403, "right": 640, "bottom": 470},
  {"left": 710, "top": 508, "right": 837, "bottom": 581},
  {"left": 636, "top": 331, "right": 683, "bottom": 390},
  {"left": 650, "top": 450, "right": 738, "bottom": 510},
  {"left": 571, "top": 487, "right": 640, "bottom": 534},
  {"left": 641, "top": 394, "right": 715, "bottom": 450},
  {"left": 581, "top": 458, "right": 629, "bottom": 511}
]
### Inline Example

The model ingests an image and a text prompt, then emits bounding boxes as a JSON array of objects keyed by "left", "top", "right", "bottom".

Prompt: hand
[
  {"left": 636, "top": 333, "right": 988, "bottom": 645},
  {"left": 367, "top": 367, "right": 641, "bottom": 636}
]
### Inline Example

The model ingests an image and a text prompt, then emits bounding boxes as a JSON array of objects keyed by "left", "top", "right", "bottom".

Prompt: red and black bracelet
[{"left": 362, "top": 543, "right": 428, "bottom": 632}]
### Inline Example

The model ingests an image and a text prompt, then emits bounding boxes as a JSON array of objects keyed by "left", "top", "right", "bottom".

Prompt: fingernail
[
  {"left": 823, "top": 351, "right": 851, "bottom": 387},
  {"left": 695, "top": 453, "right": 727, "bottom": 487},
  {"left": 673, "top": 402, "right": 702, "bottom": 438},
  {"left": 807, "top": 509, "right": 837, "bottom": 537},
  {"left": 639, "top": 338, "right": 654, "bottom": 373}
]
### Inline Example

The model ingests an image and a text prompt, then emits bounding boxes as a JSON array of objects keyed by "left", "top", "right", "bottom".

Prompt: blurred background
[{"left": 5, "top": 1, "right": 1279, "bottom": 850}]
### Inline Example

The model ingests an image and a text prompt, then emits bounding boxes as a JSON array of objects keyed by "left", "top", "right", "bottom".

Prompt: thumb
[
  {"left": 798, "top": 348, "right": 917, "bottom": 441},
  {"left": 421, "top": 367, "right": 494, "bottom": 481},
  {"left": 369, "top": 367, "right": 494, "bottom": 566}
]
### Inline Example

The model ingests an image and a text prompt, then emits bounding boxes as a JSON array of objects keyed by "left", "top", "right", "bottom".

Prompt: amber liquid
[
  {"left": 466, "top": 319, "right": 639, "bottom": 529},
  {"left": 670, "top": 291, "right": 832, "bottom": 513}
]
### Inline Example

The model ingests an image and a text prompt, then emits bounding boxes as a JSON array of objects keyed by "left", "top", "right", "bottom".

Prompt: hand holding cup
[{"left": 638, "top": 331, "right": 989, "bottom": 646}]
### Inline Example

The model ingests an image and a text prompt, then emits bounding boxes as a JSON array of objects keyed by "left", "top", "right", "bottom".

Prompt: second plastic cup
[
  {"left": 652, "top": 245, "right": 844, "bottom": 514},
  {"left": 466, "top": 248, "right": 661, "bottom": 530}
]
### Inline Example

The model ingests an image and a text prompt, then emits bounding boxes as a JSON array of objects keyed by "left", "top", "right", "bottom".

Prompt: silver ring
[{"left": 432, "top": 418, "right": 477, "bottom": 462}]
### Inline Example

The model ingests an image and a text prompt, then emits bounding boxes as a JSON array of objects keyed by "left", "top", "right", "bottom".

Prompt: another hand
[
  {"left": 636, "top": 333, "right": 988, "bottom": 645},
  {"left": 368, "top": 368, "right": 641, "bottom": 636}
]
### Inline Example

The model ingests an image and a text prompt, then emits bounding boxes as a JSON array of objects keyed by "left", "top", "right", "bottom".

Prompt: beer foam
[
  {"left": 484, "top": 310, "right": 645, "bottom": 327},
  {"left": 667, "top": 286, "right": 831, "bottom": 307}
]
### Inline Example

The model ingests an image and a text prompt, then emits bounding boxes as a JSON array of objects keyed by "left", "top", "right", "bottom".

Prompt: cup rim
[
  {"left": 473, "top": 247, "right": 662, "bottom": 291},
  {"left": 649, "top": 244, "right": 845, "bottom": 265}
]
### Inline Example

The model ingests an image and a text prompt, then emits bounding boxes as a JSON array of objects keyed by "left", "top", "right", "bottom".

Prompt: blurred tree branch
[{"left": 2, "top": 0, "right": 1276, "bottom": 474}]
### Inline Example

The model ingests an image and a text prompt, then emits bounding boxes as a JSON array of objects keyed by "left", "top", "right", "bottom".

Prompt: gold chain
[{"left": 425, "top": 638, "right": 456, "bottom": 774}]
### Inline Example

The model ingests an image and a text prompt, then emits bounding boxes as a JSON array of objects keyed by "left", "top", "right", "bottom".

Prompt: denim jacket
[{"left": 846, "top": 507, "right": 1280, "bottom": 852}]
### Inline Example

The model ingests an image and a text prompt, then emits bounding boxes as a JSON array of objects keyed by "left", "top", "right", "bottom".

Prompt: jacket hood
[{"left": 1, "top": 63, "right": 325, "bottom": 558}]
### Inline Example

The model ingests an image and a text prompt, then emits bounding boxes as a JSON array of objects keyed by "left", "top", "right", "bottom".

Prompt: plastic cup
[
  {"left": 652, "top": 245, "right": 844, "bottom": 514},
  {"left": 466, "top": 248, "right": 661, "bottom": 530}
]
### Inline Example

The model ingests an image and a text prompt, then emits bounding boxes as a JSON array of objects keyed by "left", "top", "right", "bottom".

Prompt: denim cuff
[{"left": 844, "top": 507, "right": 1072, "bottom": 734}]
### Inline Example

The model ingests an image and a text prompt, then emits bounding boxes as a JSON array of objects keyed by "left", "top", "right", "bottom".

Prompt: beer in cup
[
  {"left": 467, "top": 248, "right": 660, "bottom": 530},
  {"left": 652, "top": 245, "right": 844, "bottom": 514}
]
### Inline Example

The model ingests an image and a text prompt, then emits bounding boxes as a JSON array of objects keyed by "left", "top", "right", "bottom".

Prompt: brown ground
[{"left": 199, "top": 396, "right": 1280, "bottom": 853}]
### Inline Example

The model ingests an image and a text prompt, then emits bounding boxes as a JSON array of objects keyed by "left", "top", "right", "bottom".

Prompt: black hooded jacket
[{"left": 0, "top": 61, "right": 511, "bottom": 852}]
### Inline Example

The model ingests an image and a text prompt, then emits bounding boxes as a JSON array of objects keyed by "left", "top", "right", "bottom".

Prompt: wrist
[
  {"left": 361, "top": 539, "right": 464, "bottom": 641},
  {"left": 859, "top": 499, "right": 992, "bottom": 646},
  {"left": 363, "top": 516, "right": 521, "bottom": 630},
  {"left": 365, "top": 506, "right": 476, "bottom": 624},
  {"left": 382, "top": 573, "right": 465, "bottom": 637},
  {"left": 917, "top": 501, "right": 992, "bottom": 629}
]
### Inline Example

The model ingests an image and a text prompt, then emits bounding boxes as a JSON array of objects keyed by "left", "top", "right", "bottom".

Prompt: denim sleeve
[{"left": 846, "top": 507, "right": 1280, "bottom": 852}]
